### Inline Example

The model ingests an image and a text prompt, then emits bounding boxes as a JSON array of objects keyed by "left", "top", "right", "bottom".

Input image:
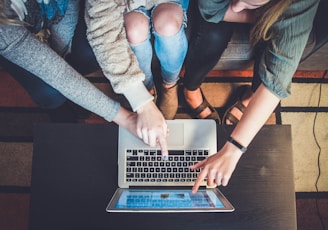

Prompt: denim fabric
[
  {"left": 21, "top": 0, "right": 69, "bottom": 32},
  {"left": 130, "top": 36, "right": 154, "bottom": 90},
  {"left": 154, "top": 25, "right": 188, "bottom": 85},
  {"left": 50, "top": 0, "right": 80, "bottom": 57},
  {"left": 37, "top": 0, "right": 68, "bottom": 20},
  {"left": 0, "top": 0, "right": 80, "bottom": 108},
  {"left": 128, "top": 0, "right": 189, "bottom": 89},
  {"left": 0, "top": 55, "right": 66, "bottom": 109}
]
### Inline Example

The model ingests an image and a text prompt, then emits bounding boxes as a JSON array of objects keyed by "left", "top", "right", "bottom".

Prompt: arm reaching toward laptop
[
  {"left": 0, "top": 0, "right": 168, "bottom": 158},
  {"left": 114, "top": 103, "right": 169, "bottom": 159},
  {"left": 84, "top": 0, "right": 169, "bottom": 158},
  {"left": 187, "top": 0, "right": 318, "bottom": 193},
  {"left": 191, "top": 85, "right": 279, "bottom": 193}
]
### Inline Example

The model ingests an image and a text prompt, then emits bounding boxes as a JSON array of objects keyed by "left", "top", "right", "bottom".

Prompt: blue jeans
[
  {"left": 0, "top": 0, "right": 98, "bottom": 109},
  {"left": 129, "top": 0, "right": 189, "bottom": 90},
  {"left": 0, "top": 56, "right": 67, "bottom": 109}
]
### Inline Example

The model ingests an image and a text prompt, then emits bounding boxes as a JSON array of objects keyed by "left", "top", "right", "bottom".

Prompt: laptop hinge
[{"left": 128, "top": 186, "right": 207, "bottom": 190}]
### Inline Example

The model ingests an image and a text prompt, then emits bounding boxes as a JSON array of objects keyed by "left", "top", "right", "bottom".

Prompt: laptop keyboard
[{"left": 125, "top": 149, "right": 209, "bottom": 183}]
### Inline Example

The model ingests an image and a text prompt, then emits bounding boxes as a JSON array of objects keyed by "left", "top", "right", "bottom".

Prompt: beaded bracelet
[{"left": 227, "top": 136, "right": 247, "bottom": 153}]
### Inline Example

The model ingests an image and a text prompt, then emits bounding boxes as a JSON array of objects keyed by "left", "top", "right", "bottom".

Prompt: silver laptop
[{"left": 106, "top": 119, "right": 234, "bottom": 212}]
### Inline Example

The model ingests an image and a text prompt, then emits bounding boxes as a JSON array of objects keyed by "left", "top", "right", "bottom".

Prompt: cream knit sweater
[{"left": 85, "top": 0, "right": 172, "bottom": 111}]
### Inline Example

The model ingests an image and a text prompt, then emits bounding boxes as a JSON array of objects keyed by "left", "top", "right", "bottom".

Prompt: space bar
[{"left": 168, "top": 150, "right": 184, "bottom": 155}]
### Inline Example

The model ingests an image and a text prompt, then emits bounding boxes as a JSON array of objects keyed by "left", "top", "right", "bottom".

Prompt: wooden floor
[{"left": 0, "top": 69, "right": 328, "bottom": 230}]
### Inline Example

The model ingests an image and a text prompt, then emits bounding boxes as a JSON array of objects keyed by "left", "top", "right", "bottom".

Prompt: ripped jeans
[{"left": 128, "top": 0, "right": 189, "bottom": 90}]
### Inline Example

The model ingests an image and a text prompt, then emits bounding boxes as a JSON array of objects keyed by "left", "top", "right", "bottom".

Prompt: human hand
[
  {"left": 113, "top": 105, "right": 139, "bottom": 134},
  {"left": 190, "top": 143, "right": 243, "bottom": 193},
  {"left": 136, "top": 101, "right": 169, "bottom": 159}
]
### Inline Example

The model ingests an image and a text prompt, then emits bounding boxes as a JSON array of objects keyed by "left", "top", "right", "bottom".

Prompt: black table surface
[{"left": 29, "top": 123, "right": 296, "bottom": 230}]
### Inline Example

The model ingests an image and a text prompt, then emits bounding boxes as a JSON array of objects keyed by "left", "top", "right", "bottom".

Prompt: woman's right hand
[
  {"left": 113, "top": 103, "right": 169, "bottom": 159},
  {"left": 135, "top": 101, "right": 169, "bottom": 159}
]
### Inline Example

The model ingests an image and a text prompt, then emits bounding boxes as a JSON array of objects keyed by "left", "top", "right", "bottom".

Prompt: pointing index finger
[
  {"left": 192, "top": 169, "right": 207, "bottom": 194},
  {"left": 157, "top": 135, "right": 168, "bottom": 160}
]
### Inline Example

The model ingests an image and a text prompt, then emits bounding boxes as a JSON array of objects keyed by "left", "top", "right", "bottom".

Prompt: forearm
[
  {"left": 229, "top": 84, "right": 280, "bottom": 149},
  {"left": 112, "top": 106, "right": 138, "bottom": 135},
  {"left": 0, "top": 25, "right": 121, "bottom": 122},
  {"left": 84, "top": 0, "right": 153, "bottom": 111}
]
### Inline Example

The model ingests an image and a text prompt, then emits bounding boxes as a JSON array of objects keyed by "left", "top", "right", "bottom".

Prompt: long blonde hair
[
  {"left": 250, "top": 0, "right": 292, "bottom": 46},
  {"left": 0, "top": 0, "right": 9, "bottom": 24}
]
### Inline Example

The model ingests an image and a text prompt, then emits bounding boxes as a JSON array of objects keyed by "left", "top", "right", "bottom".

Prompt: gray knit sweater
[
  {"left": 0, "top": 0, "right": 122, "bottom": 121},
  {"left": 1, "top": 0, "right": 175, "bottom": 120}
]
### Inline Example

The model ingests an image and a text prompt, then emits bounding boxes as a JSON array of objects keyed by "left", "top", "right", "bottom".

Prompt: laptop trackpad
[{"left": 167, "top": 123, "right": 184, "bottom": 146}]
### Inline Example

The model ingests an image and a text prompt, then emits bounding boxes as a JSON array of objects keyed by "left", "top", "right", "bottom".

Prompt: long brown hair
[
  {"left": 0, "top": 0, "right": 9, "bottom": 24},
  {"left": 0, "top": 0, "right": 23, "bottom": 25},
  {"left": 250, "top": 0, "right": 292, "bottom": 46}
]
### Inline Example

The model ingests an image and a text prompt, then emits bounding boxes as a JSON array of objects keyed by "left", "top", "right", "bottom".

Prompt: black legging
[{"left": 183, "top": 6, "right": 234, "bottom": 91}]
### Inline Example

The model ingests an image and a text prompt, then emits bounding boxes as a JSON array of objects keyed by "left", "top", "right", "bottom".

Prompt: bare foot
[{"left": 149, "top": 88, "right": 156, "bottom": 96}]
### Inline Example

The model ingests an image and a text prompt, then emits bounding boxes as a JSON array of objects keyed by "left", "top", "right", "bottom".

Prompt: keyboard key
[
  {"left": 124, "top": 148, "right": 209, "bottom": 183},
  {"left": 169, "top": 150, "right": 184, "bottom": 155}
]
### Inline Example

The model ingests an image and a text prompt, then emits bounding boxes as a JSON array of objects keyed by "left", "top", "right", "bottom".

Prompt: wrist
[
  {"left": 112, "top": 106, "right": 126, "bottom": 125},
  {"left": 136, "top": 100, "right": 155, "bottom": 114},
  {"left": 113, "top": 106, "right": 133, "bottom": 126},
  {"left": 227, "top": 136, "right": 247, "bottom": 153},
  {"left": 123, "top": 82, "right": 153, "bottom": 112}
]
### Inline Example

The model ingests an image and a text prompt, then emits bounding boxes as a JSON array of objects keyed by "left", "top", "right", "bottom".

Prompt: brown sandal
[
  {"left": 223, "top": 85, "right": 251, "bottom": 125},
  {"left": 189, "top": 88, "right": 221, "bottom": 124}
]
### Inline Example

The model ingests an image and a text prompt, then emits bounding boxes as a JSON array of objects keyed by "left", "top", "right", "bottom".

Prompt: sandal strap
[
  {"left": 234, "top": 101, "right": 246, "bottom": 113},
  {"left": 223, "top": 85, "right": 250, "bottom": 125},
  {"left": 191, "top": 88, "right": 212, "bottom": 116},
  {"left": 192, "top": 98, "right": 210, "bottom": 116},
  {"left": 189, "top": 88, "right": 220, "bottom": 123},
  {"left": 224, "top": 112, "right": 239, "bottom": 125},
  {"left": 223, "top": 101, "right": 246, "bottom": 125}
]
